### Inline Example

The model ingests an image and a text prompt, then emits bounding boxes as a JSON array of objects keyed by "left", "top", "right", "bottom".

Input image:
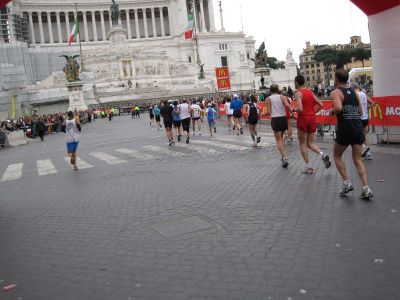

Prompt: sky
[{"left": 214, "top": 0, "right": 370, "bottom": 62}]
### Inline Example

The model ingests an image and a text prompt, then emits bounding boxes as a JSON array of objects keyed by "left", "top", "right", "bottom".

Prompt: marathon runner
[
  {"left": 153, "top": 105, "right": 162, "bottom": 130},
  {"left": 172, "top": 101, "right": 182, "bottom": 142},
  {"left": 206, "top": 103, "right": 217, "bottom": 137},
  {"left": 282, "top": 91, "right": 294, "bottom": 145},
  {"left": 179, "top": 99, "right": 192, "bottom": 144},
  {"left": 266, "top": 84, "right": 292, "bottom": 167},
  {"left": 245, "top": 95, "right": 261, "bottom": 147},
  {"left": 293, "top": 75, "right": 331, "bottom": 173},
  {"left": 224, "top": 98, "right": 234, "bottom": 131},
  {"left": 191, "top": 100, "right": 202, "bottom": 136},
  {"left": 64, "top": 111, "right": 81, "bottom": 171},
  {"left": 351, "top": 82, "right": 374, "bottom": 160},
  {"left": 230, "top": 94, "right": 244, "bottom": 135},
  {"left": 330, "top": 69, "right": 373, "bottom": 199},
  {"left": 148, "top": 105, "right": 155, "bottom": 125},
  {"left": 160, "top": 100, "right": 175, "bottom": 146}
]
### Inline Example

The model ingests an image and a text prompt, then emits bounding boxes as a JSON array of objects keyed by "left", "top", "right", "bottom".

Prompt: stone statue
[
  {"left": 286, "top": 48, "right": 294, "bottom": 62},
  {"left": 110, "top": 0, "right": 120, "bottom": 25},
  {"left": 198, "top": 63, "right": 205, "bottom": 80},
  {"left": 255, "top": 42, "right": 268, "bottom": 68},
  {"left": 60, "top": 55, "right": 80, "bottom": 82}
]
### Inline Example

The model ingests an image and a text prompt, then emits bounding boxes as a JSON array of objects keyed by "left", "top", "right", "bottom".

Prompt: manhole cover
[{"left": 151, "top": 216, "right": 215, "bottom": 237}]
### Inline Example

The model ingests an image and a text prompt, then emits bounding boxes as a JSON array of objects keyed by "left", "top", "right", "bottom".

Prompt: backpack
[
  {"left": 172, "top": 106, "right": 180, "bottom": 122},
  {"left": 154, "top": 108, "right": 160, "bottom": 116}
]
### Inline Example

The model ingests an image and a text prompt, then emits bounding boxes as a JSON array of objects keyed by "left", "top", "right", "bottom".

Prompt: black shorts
[
  {"left": 233, "top": 110, "right": 242, "bottom": 119},
  {"left": 164, "top": 120, "right": 173, "bottom": 128},
  {"left": 192, "top": 117, "right": 200, "bottom": 121},
  {"left": 149, "top": 114, "right": 154, "bottom": 119},
  {"left": 173, "top": 120, "right": 181, "bottom": 128},
  {"left": 335, "top": 129, "right": 365, "bottom": 146},
  {"left": 271, "top": 116, "right": 288, "bottom": 132},
  {"left": 248, "top": 117, "right": 259, "bottom": 125},
  {"left": 155, "top": 115, "right": 161, "bottom": 122},
  {"left": 181, "top": 118, "right": 191, "bottom": 132},
  {"left": 362, "top": 119, "right": 369, "bottom": 128}
]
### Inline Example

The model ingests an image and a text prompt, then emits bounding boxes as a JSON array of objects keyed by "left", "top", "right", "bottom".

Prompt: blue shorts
[
  {"left": 208, "top": 119, "right": 215, "bottom": 127},
  {"left": 66, "top": 141, "right": 79, "bottom": 153}
]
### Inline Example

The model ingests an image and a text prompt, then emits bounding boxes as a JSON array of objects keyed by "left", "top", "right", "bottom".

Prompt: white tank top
[
  {"left": 226, "top": 102, "right": 233, "bottom": 115},
  {"left": 270, "top": 94, "right": 286, "bottom": 118},
  {"left": 65, "top": 118, "right": 79, "bottom": 143},
  {"left": 357, "top": 91, "right": 369, "bottom": 120},
  {"left": 179, "top": 103, "right": 191, "bottom": 119}
]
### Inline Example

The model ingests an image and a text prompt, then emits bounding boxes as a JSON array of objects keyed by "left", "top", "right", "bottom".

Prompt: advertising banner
[{"left": 215, "top": 67, "right": 231, "bottom": 91}]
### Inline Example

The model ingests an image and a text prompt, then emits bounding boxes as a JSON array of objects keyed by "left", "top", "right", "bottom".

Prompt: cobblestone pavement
[{"left": 1, "top": 115, "right": 399, "bottom": 300}]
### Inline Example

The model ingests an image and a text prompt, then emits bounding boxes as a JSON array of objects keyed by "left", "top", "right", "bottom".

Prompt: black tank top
[
  {"left": 336, "top": 88, "right": 363, "bottom": 133},
  {"left": 248, "top": 103, "right": 258, "bottom": 119}
]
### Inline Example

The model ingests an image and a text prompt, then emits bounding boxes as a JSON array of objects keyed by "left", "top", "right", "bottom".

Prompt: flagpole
[{"left": 75, "top": 3, "right": 84, "bottom": 73}]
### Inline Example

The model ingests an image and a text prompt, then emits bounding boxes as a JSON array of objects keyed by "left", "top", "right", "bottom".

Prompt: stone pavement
[{"left": 0, "top": 115, "right": 399, "bottom": 300}]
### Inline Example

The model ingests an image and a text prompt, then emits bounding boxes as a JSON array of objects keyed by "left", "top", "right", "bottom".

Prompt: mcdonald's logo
[
  {"left": 369, "top": 103, "right": 383, "bottom": 120},
  {"left": 216, "top": 67, "right": 229, "bottom": 80},
  {"left": 218, "top": 68, "right": 227, "bottom": 77},
  {"left": 219, "top": 79, "right": 228, "bottom": 87}
]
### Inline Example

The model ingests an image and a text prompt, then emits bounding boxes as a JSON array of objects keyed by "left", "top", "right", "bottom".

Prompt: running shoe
[
  {"left": 360, "top": 188, "right": 373, "bottom": 200},
  {"left": 178, "top": 135, "right": 181, "bottom": 142},
  {"left": 257, "top": 136, "right": 261, "bottom": 144},
  {"left": 322, "top": 154, "right": 332, "bottom": 169},
  {"left": 237, "top": 132, "right": 240, "bottom": 136},
  {"left": 340, "top": 181, "right": 354, "bottom": 196},
  {"left": 199, "top": 132, "right": 202, "bottom": 136},
  {"left": 301, "top": 167, "right": 315, "bottom": 174},
  {"left": 240, "top": 128, "right": 243, "bottom": 135},
  {"left": 186, "top": 137, "right": 190, "bottom": 144},
  {"left": 282, "top": 159, "right": 289, "bottom": 168},
  {"left": 366, "top": 152, "right": 373, "bottom": 160},
  {"left": 168, "top": 140, "right": 173, "bottom": 146},
  {"left": 233, "top": 125, "right": 236, "bottom": 131},
  {"left": 214, "top": 127, "right": 217, "bottom": 133},
  {"left": 361, "top": 145, "right": 370, "bottom": 158}
]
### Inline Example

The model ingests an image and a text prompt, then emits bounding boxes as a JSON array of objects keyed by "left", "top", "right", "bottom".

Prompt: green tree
[
  {"left": 314, "top": 47, "right": 337, "bottom": 84},
  {"left": 353, "top": 47, "right": 371, "bottom": 67},
  {"left": 335, "top": 50, "right": 352, "bottom": 69}
]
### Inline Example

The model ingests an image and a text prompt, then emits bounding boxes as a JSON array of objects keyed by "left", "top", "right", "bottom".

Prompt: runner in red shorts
[{"left": 293, "top": 75, "right": 331, "bottom": 173}]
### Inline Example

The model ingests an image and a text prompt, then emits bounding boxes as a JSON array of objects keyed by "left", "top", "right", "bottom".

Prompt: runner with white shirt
[
  {"left": 191, "top": 100, "right": 202, "bottom": 135},
  {"left": 179, "top": 99, "right": 192, "bottom": 144},
  {"left": 351, "top": 82, "right": 374, "bottom": 160},
  {"left": 63, "top": 111, "right": 81, "bottom": 171},
  {"left": 225, "top": 98, "right": 234, "bottom": 131},
  {"left": 266, "top": 84, "right": 292, "bottom": 168}
]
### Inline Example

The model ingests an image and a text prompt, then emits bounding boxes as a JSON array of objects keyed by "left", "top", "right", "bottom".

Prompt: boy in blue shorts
[{"left": 64, "top": 111, "right": 81, "bottom": 170}]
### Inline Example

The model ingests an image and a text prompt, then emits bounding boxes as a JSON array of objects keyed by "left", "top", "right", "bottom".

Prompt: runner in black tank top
[
  {"left": 245, "top": 96, "right": 261, "bottom": 147},
  {"left": 335, "top": 87, "right": 364, "bottom": 146},
  {"left": 330, "top": 69, "right": 372, "bottom": 200}
]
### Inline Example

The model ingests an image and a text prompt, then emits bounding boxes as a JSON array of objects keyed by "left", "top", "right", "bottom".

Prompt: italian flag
[
  {"left": 68, "top": 15, "right": 79, "bottom": 46},
  {"left": 184, "top": 10, "right": 194, "bottom": 40}
]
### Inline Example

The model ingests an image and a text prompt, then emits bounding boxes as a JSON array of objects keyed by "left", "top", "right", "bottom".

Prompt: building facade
[
  {"left": 0, "top": 0, "right": 256, "bottom": 117},
  {"left": 299, "top": 36, "right": 372, "bottom": 88}
]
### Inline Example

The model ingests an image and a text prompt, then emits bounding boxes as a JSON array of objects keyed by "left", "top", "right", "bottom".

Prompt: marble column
[
  {"left": 56, "top": 12, "right": 62, "bottom": 43},
  {"left": 28, "top": 12, "right": 36, "bottom": 44},
  {"left": 126, "top": 10, "right": 131, "bottom": 39},
  {"left": 208, "top": 0, "right": 216, "bottom": 32},
  {"left": 47, "top": 12, "right": 54, "bottom": 43},
  {"left": 38, "top": 11, "right": 45, "bottom": 44},
  {"left": 160, "top": 7, "right": 165, "bottom": 37},
  {"left": 167, "top": 7, "right": 172, "bottom": 36},
  {"left": 150, "top": 7, "right": 157, "bottom": 37},
  {"left": 83, "top": 11, "right": 89, "bottom": 41},
  {"left": 143, "top": 9, "right": 149, "bottom": 38},
  {"left": 65, "top": 12, "right": 71, "bottom": 40},
  {"left": 100, "top": 11, "right": 106, "bottom": 40},
  {"left": 199, "top": 0, "right": 207, "bottom": 33},
  {"left": 134, "top": 9, "right": 140, "bottom": 38},
  {"left": 91, "top": 11, "right": 98, "bottom": 41}
]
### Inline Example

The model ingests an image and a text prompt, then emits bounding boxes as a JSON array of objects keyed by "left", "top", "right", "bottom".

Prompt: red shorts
[{"left": 297, "top": 115, "right": 316, "bottom": 133}]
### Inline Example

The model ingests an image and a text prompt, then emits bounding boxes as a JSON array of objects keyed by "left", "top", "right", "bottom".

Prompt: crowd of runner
[{"left": 145, "top": 70, "right": 373, "bottom": 200}]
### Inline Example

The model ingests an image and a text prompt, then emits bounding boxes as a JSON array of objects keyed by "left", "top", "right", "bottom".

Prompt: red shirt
[{"left": 299, "top": 88, "right": 316, "bottom": 117}]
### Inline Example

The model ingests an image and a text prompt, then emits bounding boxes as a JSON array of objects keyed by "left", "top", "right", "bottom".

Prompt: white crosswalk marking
[
  {"left": 175, "top": 143, "right": 220, "bottom": 155},
  {"left": 115, "top": 148, "right": 154, "bottom": 160},
  {"left": 89, "top": 152, "right": 127, "bottom": 165},
  {"left": 217, "top": 137, "right": 274, "bottom": 147},
  {"left": 37, "top": 159, "right": 58, "bottom": 176},
  {"left": 1, "top": 163, "right": 23, "bottom": 182},
  {"left": 192, "top": 140, "right": 250, "bottom": 151},
  {"left": 64, "top": 157, "right": 93, "bottom": 169},
  {"left": 143, "top": 145, "right": 182, "bottom": 156}
]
